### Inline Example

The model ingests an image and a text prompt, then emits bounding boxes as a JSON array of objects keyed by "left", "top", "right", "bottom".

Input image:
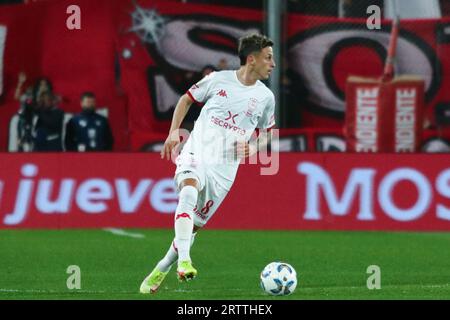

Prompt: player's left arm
[
  {"left": 236, "top": 129, "right": 273, "bottom": 158},
  {"left": 254, "top": 128, "right": 273, "bottom": 153}
]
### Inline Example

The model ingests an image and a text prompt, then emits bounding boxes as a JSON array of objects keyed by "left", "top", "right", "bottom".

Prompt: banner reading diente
[
  {"left": 345, "top": 76, "right": 425, "bottom": 153},
  {"left": 0, "top": 153, "right": 449, "bottom": 231}
]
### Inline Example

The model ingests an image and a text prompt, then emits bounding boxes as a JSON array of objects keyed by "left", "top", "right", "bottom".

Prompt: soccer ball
[{"left": 260, "top": 262, "right": 297, "bottom": 296}]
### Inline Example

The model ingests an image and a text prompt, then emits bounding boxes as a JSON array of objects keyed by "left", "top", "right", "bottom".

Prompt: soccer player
[{"left": 140, "top": 34, "right": 276, "bottom": 294}]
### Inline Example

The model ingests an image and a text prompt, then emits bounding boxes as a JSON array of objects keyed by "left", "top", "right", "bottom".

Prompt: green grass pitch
[{"left": 0, "top": 229, "right": 449, "bottom": 300}]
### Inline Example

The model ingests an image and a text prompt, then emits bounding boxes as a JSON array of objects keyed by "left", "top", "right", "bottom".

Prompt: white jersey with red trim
[{"left": 179, "top": 70, "right": 275, "bottom": 189}]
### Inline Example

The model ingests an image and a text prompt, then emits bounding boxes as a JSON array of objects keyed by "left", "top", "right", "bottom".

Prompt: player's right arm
[
  {"left": 161, "top": 72, "right": 216, "bottom": 161},
  {"left": 14, "top": 72, "right": 27, "bottom": 101},
  {"left": 161, "top": 93, "right": 194, "bottom": 161}
]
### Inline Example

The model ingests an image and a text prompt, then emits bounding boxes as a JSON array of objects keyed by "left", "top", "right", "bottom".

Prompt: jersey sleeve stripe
[{"left": 186, "top": 90, "right": 204, "bottom": 107}]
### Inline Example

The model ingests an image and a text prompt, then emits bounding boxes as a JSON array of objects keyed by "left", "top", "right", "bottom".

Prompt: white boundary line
[{"left": 102, "top": 228, "right": 145, "bottom": 239}]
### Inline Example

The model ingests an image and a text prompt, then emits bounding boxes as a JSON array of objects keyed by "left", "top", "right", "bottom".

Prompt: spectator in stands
[
  {"left": 16, "top": 90, "right": 35, "bottom": 152},
  {"left": 14, "top": 72, "right": 28, "bottom": 102},
  {"left": 32, "top": 77, "right": 53, "bottom": 100},
  {"left": 201, "top": 65, "right": 216, "bottom": 78},
  {"left": 32, "top": 91, "right": 64, "bottom": 151},
  {"left": 217, "top": 58, "right": 228, "bottom": 70},
  {"left": 15, "top": 73, "right": 64, "bottom": 151},
  {"left": 15, "top": 72, "right": 62, "bottom": 104},
  {"left": 14, "top": 73, "right": 35, "bottom": 151},
  {"left": 15, "top": 73, "right": 60, "bottom": 152},
  {"left": 65, "top": 92, "right": 114, "bottom": 152}
]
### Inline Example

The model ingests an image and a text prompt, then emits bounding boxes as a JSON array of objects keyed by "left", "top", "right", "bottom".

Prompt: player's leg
[
  {"left": 174, "top": 178, "right": 199, "bottom": 281},
  {"left": 140, "top": 163, "right": 206, "bottom": 293},
  {"left": 139, "top": 229, "right": 199, "bottom": 294},
  {"left": 157, "top": 230, "right": 199, "bottom": 271},
  {"left": 155, "top": 222, "right": 202, "bottom": 273},
  {"left": 177, "top": 176, "right": 230, "bottom": 281},
  {"left": 140, "top": 175, "right": 201, "bottom": 293}
]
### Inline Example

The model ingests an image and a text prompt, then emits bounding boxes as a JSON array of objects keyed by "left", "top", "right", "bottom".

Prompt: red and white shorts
[{"left": 174, "top": 152, "right": 231, "bottom": 228}]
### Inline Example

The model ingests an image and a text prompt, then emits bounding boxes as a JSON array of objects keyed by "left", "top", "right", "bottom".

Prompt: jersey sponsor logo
[
  {"left": 224, "top": 111, "right": 238, "bottom": 124},
  {"left": 211, "top": 116, "right": 246, "bottom": 135},
  {"left": 217, "top": 89, "right": 228, "bottom": 98}
]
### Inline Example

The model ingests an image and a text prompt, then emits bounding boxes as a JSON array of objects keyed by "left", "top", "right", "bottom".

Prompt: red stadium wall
[{"left": 0, "top": 153, "right": 449, "bottom": 231}]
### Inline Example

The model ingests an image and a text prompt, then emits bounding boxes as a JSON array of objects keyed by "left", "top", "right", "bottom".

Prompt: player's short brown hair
[{"left": 238, "top": 34, "right": 274, "bottom": 66}]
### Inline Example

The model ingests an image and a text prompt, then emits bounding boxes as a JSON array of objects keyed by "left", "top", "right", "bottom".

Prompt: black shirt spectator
[
  {"left": 14, "top": 74, "right": 66, "bottom": 152},
  {"left": 65, "top": 92, "right": 114, "bottom": 152},
  {"left": 15, "top": 74, "right": 57, "bottom": 106},
  {"left": 32, "top": 91, "right": 64, "bottom": 152},
  {"left": 17, "top": 92, "right": 35, "bottom": 152}
]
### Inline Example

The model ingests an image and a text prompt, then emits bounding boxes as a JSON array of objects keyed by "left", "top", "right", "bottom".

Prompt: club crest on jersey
[
  {"left": 246, "top": 98, "right": 258, "bottom": 117},
  {"left": 217, "top": 89, "right": 228, "bottom": 98}
]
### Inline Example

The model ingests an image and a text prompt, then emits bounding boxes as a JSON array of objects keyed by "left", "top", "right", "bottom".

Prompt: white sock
[
  {"left": 156, "top": 233, "right": 197, "bottom": 272},
  {"left": 156, "top": 241, "right": 178, "bottom": 273},
  {"left": 174, "top": 185, "right": 198, "bottom": 263}
]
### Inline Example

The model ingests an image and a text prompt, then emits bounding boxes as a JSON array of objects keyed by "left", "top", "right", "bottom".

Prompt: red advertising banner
[
  {"left": 345, "top": 76, "right": 425, "bottom": 152},
  {"left": 385, "top": 77, "right": 425, "bottom": 152},
  {"left": 0, "top": 153, "right": 449, "bottom": 231}
]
